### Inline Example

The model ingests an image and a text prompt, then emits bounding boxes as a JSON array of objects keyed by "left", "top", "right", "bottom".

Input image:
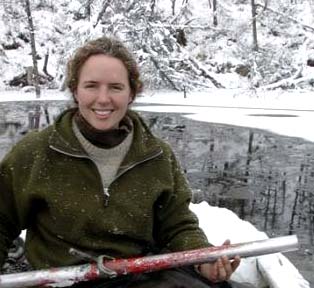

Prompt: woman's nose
[{"left": 97, "top": 86, "right": 110, "bottom": 103}]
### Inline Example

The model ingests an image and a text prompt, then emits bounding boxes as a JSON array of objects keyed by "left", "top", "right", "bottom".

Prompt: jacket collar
[
  {"left": 48, "top": 108, "right": 87, "bottom": 157},
  {"left": 48, "top": 108, "right": 163, "bottom": 167},
  {"left": 118, "top": 110, "right": 163, "bottom": 175}
]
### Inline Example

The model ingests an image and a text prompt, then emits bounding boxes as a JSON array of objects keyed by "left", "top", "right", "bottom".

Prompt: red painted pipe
[
  {"left": 0, "top": 235, "right": 298, "bottom": 288},
  {"left": 103, "top": 234, "right": 298, "bottom": 275}
]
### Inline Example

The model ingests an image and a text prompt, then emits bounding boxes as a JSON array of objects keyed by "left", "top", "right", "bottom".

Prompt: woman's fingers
[
  {"left": 197, "top": 242, "right": 242, "bottom": 283},
  {"left": 199, "top": 263, "right": 217, "bottom": 282},
  {"left": 209, "top": 256, "right": 241, "bottom": 282},
  {"left": 231, "top": 255, "right": 241, "bottom": 271},
  {"left": 216, "top": 258, "right": 228, "bottom": 280},
  {"left": 222, "top": 239, "right": 231, "bottom": 245},
  {"left": 220, "top": 256, "right": 232, "bottom": 279}
]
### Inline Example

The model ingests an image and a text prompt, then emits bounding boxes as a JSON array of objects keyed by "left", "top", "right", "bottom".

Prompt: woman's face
[{"left": 75, "top": 54, "right": 132, "bottom": 131}]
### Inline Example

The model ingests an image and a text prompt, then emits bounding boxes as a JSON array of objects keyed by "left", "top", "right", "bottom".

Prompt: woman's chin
[
  {"left": 88, "top": 120, "right": 112, "bottom": 131},
  {"left": 94, "top": 125, "right": 112, "bottom": 131}
]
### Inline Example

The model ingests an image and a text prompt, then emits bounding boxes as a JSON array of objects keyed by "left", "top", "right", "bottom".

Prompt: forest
[{"left": 0, "top": 0, "right": 313, "bottom": 95}]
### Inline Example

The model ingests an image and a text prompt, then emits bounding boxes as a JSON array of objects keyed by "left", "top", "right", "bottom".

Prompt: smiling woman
[
  {"left": 0, "top": 37, "right": 249, "bottom": 288},
  {"left": 74, "top": 54, "right": 132, "bottom": 131}
]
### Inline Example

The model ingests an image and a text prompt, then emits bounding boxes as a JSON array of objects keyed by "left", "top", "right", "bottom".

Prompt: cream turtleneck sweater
[{"left": 72, "top": 120, "right": 134, "bottom": 196}]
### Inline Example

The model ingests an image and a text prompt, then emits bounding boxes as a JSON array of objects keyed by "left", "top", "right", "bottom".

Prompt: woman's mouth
[{"left": 93, "top": 109, "right": 113, "bottom": 117}]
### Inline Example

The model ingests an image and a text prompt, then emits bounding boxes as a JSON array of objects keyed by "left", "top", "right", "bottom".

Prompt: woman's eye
[
  {"left": 85, "top": 84, "right": 96, "bottom": 88},
  {"left": 83, "top": 82, "right": 98, "bottom": 89},
  {"left": 110, "top": 85, "right": 123, "bottom": 91}
]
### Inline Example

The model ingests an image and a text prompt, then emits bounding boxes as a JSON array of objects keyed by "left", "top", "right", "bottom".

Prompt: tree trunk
[
  {"left": 251, "top": 0, "right": 258, "bottom": 51},
  {"left": 43, "top": 50, "right": 53, "bottom": 80},
  {"left": 213, "top": 0, "right": 218, "bottom": 26},
  {"left": 85, "top": 0, "right": 94, "bottom": 19},
  {"left": 245, "top": 131, "right": 254, "bottom": 183},
  {"left": 171, "top": 0, "right": 176, "bottom": 16},
  {"left": 24, "top": 0, "right": 41, "bottom": 98},
  {"left": 93, "top": 0, "right": 112, "bottom": 28},
  {"left": 150, "top": 0, "right": 156, "bottom": 16}
]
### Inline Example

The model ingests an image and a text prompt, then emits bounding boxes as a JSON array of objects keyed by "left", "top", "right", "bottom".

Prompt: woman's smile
[{"left": 93, "top": 109, "right": 113, "bottom": 117}]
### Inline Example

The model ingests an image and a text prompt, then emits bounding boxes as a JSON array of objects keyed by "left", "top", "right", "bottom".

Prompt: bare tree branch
[
  {"left": 142, "top": 45, "right": 180, "bottom": 91},
  {"left": 256, "top": 2, "right": 314, "bottom": 33},
  {"left": 93, "top": 0, "right": 112, "bottom": 28}
]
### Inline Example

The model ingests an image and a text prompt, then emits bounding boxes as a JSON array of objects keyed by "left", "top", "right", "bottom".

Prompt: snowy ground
[{"left": 190, "top": 202, "right": 310, "bottom": 288}]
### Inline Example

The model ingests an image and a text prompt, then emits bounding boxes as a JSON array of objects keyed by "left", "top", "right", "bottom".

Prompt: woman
[{"left": 0, "top": 37, "right": 241, "bottom": 287}]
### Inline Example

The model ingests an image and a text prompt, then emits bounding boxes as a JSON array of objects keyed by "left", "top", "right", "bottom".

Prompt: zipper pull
[{"left": 104, "top": 188, "right": 110, "bottom": 206}]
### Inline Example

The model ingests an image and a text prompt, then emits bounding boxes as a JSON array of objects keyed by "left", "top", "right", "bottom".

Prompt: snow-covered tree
[
  {"left": 1, "top": 0, "right": 314, "bottom": 91},
  {"left": 23, "top": 0, "right": 41, "bottom": 98}
]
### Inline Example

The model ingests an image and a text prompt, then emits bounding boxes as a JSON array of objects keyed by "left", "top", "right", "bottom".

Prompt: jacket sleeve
[
  {"left": 0, "top": 154, "right": 23, "bottom": 267},
  {"left": 154, "top": 148, "right": 210, "bottom": 252}
]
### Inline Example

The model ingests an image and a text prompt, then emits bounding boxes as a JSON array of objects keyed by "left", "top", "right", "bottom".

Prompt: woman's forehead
[{"left": 79, "top": 55, "right": 129, "bottom": 81}]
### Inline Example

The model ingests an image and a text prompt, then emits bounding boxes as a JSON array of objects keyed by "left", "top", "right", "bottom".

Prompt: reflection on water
[
  {"left": 143, "top": 111, "right": 314, "bottom": 242},
  {"left": 0, "top": 102, "right": 313, "bottom": 284},
  {"left": 139, "top": 110, "right": 314, "bottom": 284}
]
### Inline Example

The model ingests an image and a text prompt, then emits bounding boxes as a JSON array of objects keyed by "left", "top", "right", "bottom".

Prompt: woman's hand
[{"left": 196, "top": 240, "right": 240, "bottom": 283}]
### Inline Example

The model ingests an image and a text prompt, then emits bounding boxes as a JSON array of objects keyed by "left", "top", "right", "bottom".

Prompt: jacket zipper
[
  {"left": 103, "top": 187, "right": 110, "bottom": 206},
  {"left": 113, "top": 149, "right": 163, "bottom": 181},
  {"left": 49, "top": 145, "right": 163, "bottom": 206}
]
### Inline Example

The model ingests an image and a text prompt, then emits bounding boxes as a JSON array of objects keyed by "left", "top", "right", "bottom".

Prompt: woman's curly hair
[{"left": 66, "top": 37, "right": 143, "bottom": 100}]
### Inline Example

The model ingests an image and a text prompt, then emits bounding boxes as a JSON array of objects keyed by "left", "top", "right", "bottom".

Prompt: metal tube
[
  {"left": 104, "top": 234, "right": 298, "bottom": 274},
  {"left": 0, "top": 263, "right": 99, "bottom": 288},
  {"left": 0, "top": 235, "right": 298, "bottom": 288}
]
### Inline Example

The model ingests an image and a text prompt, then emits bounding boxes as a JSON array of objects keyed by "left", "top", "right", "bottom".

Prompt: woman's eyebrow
[
  {"left": 110, "top": 82, "right": 125, "bottom": 86},
  {"left": 83, "top": 80, "right": 98, "bottom": 83}
]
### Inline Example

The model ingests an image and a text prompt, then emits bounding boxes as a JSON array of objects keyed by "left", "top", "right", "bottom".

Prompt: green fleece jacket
[{"left": 0, "top": 109, "right": 209, "bottom": 269}]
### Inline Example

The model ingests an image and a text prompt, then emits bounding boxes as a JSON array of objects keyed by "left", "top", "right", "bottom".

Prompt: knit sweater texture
[
  {"left": 0, "top": 108, "right": 209, "bottom": 269},
  {"left": 73, "top": 120, "right": 133, "bottom": 193}
]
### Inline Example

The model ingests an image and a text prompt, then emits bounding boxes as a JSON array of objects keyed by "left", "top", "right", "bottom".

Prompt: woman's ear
[
  {"left": 128, "top": 94, "right": 134, "bottom": 105},
  {"left": 73, "top": 91, "right": 78, "bottom": 104}
]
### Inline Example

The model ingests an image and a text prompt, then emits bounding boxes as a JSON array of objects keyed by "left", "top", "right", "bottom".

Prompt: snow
[
  {"left": 135, "top": 89, "right": 314, "bottom": 143},
  {"left": 190, "top": 202, "right": 310, "bottom": 288},
  {"left": 2, "top": 0, "right": 314, "bottom": 91},
  {"left": 2, "top": 87, "right": 312, "bottom": 287},
  {"left": 0, "top": 89, "right": 71, "bottom": 102}
]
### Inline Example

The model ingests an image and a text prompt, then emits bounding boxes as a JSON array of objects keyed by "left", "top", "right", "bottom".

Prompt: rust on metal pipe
[{"left": 0, "top": 235, "right": 298, "bottom": 288}]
